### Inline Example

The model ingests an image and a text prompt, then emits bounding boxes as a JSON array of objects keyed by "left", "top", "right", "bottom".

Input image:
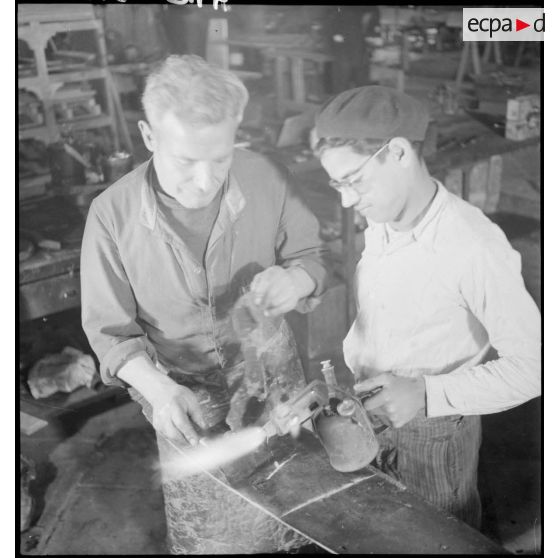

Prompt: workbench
[
  {"left": 171, "top": 428, "right": 506, "bottom": 554},
  {"left": 19, "top": 193, "right": 86, "bottom": 322},
  {"left": 426, "top": 111, "right": 540, "bottom": 178}
]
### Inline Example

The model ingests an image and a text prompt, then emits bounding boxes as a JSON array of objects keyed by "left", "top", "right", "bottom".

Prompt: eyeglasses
[{"left": 328, "top": 141, "right": 390, "bottom": 193}]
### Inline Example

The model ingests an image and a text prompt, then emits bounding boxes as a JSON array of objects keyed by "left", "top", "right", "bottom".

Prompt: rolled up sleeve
[{"left": 80, "top": 201, "right": 157, "bottom": 387}]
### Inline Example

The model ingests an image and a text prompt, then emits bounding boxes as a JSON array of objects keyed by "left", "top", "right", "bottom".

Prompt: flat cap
[{"left": 314, "top": 86, "right": 429, "bottom": 142}]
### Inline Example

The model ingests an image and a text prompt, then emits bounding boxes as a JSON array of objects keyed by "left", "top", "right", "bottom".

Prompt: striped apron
[{"left": 372, "top": 411, "right": 483, "bottom": 529}]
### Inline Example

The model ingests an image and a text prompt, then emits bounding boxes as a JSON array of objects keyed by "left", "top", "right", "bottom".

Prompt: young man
[
  {"left": 312, "top": 86, "right": 541, "bottom": 529},
  {"left": 81, "top": 55, "right": 327, "bottom": 553}
]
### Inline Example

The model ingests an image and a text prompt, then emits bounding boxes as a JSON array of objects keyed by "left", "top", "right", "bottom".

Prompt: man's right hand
[
  {"left": 151, "top": 383, "right": 208, "bottom": 446},
  {"left": 117, "top": 353, "right": 208, "bottom": 445}
]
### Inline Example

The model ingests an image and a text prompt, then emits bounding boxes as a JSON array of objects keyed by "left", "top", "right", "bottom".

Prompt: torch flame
[{"left": 163, "top": 426, "right": 268, "bottom": 477}]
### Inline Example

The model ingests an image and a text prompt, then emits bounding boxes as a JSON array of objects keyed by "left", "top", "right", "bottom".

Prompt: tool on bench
[
  {"left": 437, "top": 134, "right": 479, "bottom": 152},
  {"left": 189, "top": 360, "right": 388, "bottom": 475},
  {"left": 313, "top": 360, "right": 389, "bottom": 472},
  {"left": 175, "top": 291, "right": 386, "bottom": 475},
  {"left": 261, "top": 360, "right": 389, "bottom": 472},
  {"left": 20, "top": 227, "right": 62, "bottom": 251}
]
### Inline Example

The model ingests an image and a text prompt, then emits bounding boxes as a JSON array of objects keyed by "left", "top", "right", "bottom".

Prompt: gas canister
[{"left": 312, "top": 361, "right": 389, "bottom": 473}]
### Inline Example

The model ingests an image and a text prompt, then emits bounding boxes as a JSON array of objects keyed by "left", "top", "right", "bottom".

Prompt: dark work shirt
[{"left": 153, "top": 175, "right": 222, "bottom": 266}]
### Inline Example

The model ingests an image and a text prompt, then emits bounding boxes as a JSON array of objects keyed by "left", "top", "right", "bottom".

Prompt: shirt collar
[
  {"left": 366, "top": 179, "right": 448, "bottom": 252},
  {"left": 139, "top": 159, "right": 158, "bottom": 230},
  {"left": 410, "top": 180, "right": 447, "bottom": 250},
  {"left": 224, "top": 167, "right": 246, "bottom": 221},
  {"left": 139, "top": 157, "right": 246, "bottom": 231}
]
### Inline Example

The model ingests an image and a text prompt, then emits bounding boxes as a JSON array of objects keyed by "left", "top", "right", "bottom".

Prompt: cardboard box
[
  {"left": 505, "top": 94, "right": 540, "bottom": 141},
  {"left": 505, "top": 120, "right": 540, "bottom": 141},
  {"left": 506, "top": 94, "right": 540, "bottom": 122}
]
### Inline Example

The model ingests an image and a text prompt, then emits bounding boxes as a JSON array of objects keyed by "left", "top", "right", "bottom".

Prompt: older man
[
  {"left": 312, "top": 86, "right": 541, "bottom": 529},
  {"left": 81, "top": 55, "right": 326, "bottom": 553}
]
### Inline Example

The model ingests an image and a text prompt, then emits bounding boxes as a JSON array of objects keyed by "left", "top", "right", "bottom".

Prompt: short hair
[
  {"left": 311, "top": 134, "right": 424, "bottom": 162},
  {"left": 142, "top": 54, "right": 249, "bottom": 127}
]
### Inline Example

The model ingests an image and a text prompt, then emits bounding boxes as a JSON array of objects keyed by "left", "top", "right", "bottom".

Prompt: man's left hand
[
  {"left": 250, "top": 266, "right": 315, "bottom": 317},
  {"left": 354, "top": 374, "right": 426, "bottom": 428}
]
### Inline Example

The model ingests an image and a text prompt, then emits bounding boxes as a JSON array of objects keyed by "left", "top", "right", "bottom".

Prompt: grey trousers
[{"left": 373, "top": 413, "right": 483, "bottom": 529}]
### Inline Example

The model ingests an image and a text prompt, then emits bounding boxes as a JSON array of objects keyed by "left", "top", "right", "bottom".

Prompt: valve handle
[{"left": 355, "top": 386, "right": 390, "bottom": 434}]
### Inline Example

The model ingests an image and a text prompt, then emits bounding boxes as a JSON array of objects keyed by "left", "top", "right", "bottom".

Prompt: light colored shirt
[
  {"left": 81, "top": 149, "right": 328, "bottom": 387},
  {"left": 343, "top": 182, "right": 541, "bottom": 417}
]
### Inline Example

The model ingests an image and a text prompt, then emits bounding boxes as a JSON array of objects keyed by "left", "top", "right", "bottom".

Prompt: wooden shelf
[
  {"left": 232, "top": 70, "right": 264, "bottom": 81},
  {"left": 18, "top": 4, "right": 96, "bottom": 25},
  {"left": 19, "top": 114, "right": 113, "bottom": 142},
  {"left": 19, "top": 76, "right": 41, "bottom": 89},
  {"left": 20, "top": 173, "right": 51, "bottom": 187},
  {"left": 18, "top": 17, "right": 100, "bottom": 36},
  {"left": 19, "top": 124, "right": 50, "bottom": 142},
  {"left": 57, "top": 113, "right": 113, "bottom": 132},
  {"left": 18, "top": 8, "right": 126, "bottom": 152},
  {"left": 48, "top": 67, "right": 107, "bottom": 83},
  {"left": 20, "top": 68, "right": 107, "bottom": 87},
  {"left": 19, "top": 173, "right": 51, "bottom": 200}
]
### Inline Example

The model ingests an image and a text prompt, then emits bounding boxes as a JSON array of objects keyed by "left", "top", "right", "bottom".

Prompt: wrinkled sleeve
[
  {"left": 424, "top": 241, "right": 541, "bottom": 416},
  {"left": 274, "top": 171, "right": 329, "bottom": 313},
  {"left": 80, "top": 201, "right": 157, "bottom": 387}
]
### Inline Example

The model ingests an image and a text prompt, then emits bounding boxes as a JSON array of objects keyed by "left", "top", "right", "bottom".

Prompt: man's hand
[
  {"left": 354, "top": 374, "right": 426, "bottom": 428},
  {"left": 117, "top": 354, "right": 207, "bottom": 445},
  {"left": 250, "top": 265, "right": 316, "bottom": 317},
  {"left": 151, "top": 383, "right": 208, "bottom": 446}
]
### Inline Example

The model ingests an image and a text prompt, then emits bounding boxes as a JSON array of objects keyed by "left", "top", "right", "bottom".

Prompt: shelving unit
[{"left": 18, "top": 4, "right": 128, "bottom": 196}]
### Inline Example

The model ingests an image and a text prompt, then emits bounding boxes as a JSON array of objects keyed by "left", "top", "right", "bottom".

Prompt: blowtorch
[
  {"left": 181, "top": 285, "right": 387, "bottom": 476},
  {"left": 186, "top": 361, "right": 389, "bottom": 476},
  {"left": 260, "top": 366, "right": 389, "bottom": 473}
]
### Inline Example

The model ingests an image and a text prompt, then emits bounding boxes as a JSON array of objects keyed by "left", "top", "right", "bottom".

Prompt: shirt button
[{"left": 194, "top": 267, "right": 201, "bottom": 274}]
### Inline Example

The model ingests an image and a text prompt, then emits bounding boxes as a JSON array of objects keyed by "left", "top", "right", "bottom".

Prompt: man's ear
[
  {"left": 138, "top": 120, "right": 155, "bottom": 153},
  {"left": 387, "top": 137, "right": 413, "bottom": 168}
]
